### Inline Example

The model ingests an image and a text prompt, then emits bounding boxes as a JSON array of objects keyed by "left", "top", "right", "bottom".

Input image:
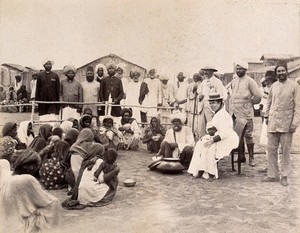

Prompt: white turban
[
  {"left": 159, "top": 75, "right": 169, "bottom": 81},
  {"left": 170, "top": 112, "right": 186, "bottom": 124},
  {"left": 95, "top": 64, "right": 108, "bottom": 76},
  {"left": 236, "top": 61, "right": 248, "bottom": 70},
  {"left": 42, "top": 59, "right": 54, "bottom": 66},
  {"left": 63, "top": 65, "right": 77, "bottom": 75}
]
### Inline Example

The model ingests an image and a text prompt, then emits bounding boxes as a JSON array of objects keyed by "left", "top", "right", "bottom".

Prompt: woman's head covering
[
  {"left": 170, "top": 112, "right": 186, "bottom": 124},
  {"left": 60, "top": 120, "right": 73, "bottom": 133},
  {"left": 38, "top": 124, "right": 53, "bottom": 141},
  {"left": 13, "top": 149, "right": 41, "bottom": 175},
  {"left": 63, "top": 65, "right": 77, "bottom": 75},
  {"left": 76, "top": 128, "right": 94, "bottom": 144},
  {"left": 52, "top": 127, "right": 63, "bottom": 139},
  {"left": 150, "top": 116, "right": 161, "bottom": 125},
  {"left": 17, "top": 121, "right": 33, "bottom": 146},
  {"left": 95, "top": 64, "right": 108, "bottom": 77},
  {"left": 88, "top": 143, "right": 104, "bottom": 159},
  {"left": 0, "top": 137, "right": 16, "bottom": 159},
  {"left": 2, "top": 122, "right": 17, "bottom": 137},
  {"left": 79, "top": 115, "right": 92, "bottom": 128},
  {"left": 120, "top": 108, "right": 132, "bottom": 118},
  {"left": 64, "top": 128, "right": 79, "bottom": 146},
  {"left": 54, "top": 140, "right": 70, "bottom": 161},
  {"left": 102, "top": 115, "right": 114, "bottom": 124}
]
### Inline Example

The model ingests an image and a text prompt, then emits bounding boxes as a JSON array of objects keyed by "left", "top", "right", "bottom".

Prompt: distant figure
[
  {"left": 14, "top": 75, "right": 22, "bottom": 91},
  {"left": 95, "top": 64, "right": 108, "bottom": 116},
  {"left": 35, "top": 60, "right": 60, "bottom": 124},
  {"left": 17, "top": 85, "right": 28, "bottom": 112},
  {"left": 0, "top": 85, "right": 6, "bottom": 102},
  {"left": 30, "top": 71, "right": 39, "bottom": 100},
  {"left": 81, "top": 66, "right": 100, "bottom": 116},
  {"left": 2, "top": 86, "right": 18, "bottom": 113},
  {"left": 174, "top": 72, "right": 189, "bottom": 113},
  {"left": 60, "top": 65, "right": 83, "bottom": 120}
]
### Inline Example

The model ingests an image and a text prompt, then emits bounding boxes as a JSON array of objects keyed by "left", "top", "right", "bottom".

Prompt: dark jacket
[
  {"left": 99, "top": 76, "right": 124, "bottom": 117},
  {"left": 36, "top": 71, "right": 60, "bottom": 115}
]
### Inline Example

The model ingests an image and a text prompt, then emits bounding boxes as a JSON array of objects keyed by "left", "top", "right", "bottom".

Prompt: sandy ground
[{"left": 0, "top": 112, "right": 299, "bottom": 233}]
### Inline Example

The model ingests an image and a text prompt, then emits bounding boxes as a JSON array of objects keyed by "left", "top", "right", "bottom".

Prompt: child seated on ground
[{"left": 93, "top": 148, "right": 119, "bottom": 191}]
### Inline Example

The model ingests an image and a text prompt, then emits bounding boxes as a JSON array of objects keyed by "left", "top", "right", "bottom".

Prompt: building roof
[
  {"left": 77, "top": 54, "right": 147, "bottom": 71},
  {"left": 287, "top": 58, "right": 300, "bottom": 73},
  {"left": 1, "top": 63, "right": 27, "bottom": 72},
  {"left": 260, "top": 54, "right": 295, "bottom": 61}
]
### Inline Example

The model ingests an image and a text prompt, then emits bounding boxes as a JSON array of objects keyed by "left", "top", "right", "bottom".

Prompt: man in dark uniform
[
  {"left": 35, "top": 60, "right": 60, "bottom": 124},
  {"left": 99, "top": 63, "right": 124, "bottom": 118}
]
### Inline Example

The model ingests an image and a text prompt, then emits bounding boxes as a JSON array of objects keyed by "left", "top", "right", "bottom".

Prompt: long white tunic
[
  {"left": 124, "top": 80, "right": 142, "bottom": 122},
  {"left": 188, "top": 107, "right": 238, "bottom": 178},
  {"left": 81, "top": 80, "right": 100, "bottom": 116},
  {"left": 142, "top": 78, "right": 161, "bottom": 116}
]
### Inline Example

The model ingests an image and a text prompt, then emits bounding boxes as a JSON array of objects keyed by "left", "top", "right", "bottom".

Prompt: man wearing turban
[
  {"left": 60, "top": 65, "right": 83, "bottom": 120},
  {"left": 35, "top": 60, "right": 60, "bottom": 124},
  {"left": 228, "top": 61, "right": 262, "bottom": 167},
  {"left": 81, "top": 65, "right": 100, "bottom": 116},
  {"left": 99, "top": 63, "right": 124, "bottom": 118}
]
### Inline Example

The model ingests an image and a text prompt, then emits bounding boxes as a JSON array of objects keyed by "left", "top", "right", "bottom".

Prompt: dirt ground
[{"left": 0, "top": 112, "right": 299, "bottom": 233}]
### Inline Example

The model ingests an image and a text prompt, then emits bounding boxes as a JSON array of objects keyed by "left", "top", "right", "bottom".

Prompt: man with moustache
[
  {"left": 35, "top": 60, "right": 60, "bottom": 124},
  {"left": 229, "top": 61, "right": 262, "bottom": 167},
  {"left": 99, "top": 63, "right": 124, "bottom": 118},
  {"left": 156, "top": 112, "right": 195, "bottom": 168},
  {"left": 174, "top": 72, "right": 189, "bottom": 113},
  {"left": 262, "top": 64, "right": 300, "bottom": 186},
  {"left": 60, "top": 65, "right": 83, "bottom": 120},
  {"left": 81, "top": 65, "right": 100, "bottom": 116},
  {"left": 196, "top": 66, "right": 227, "bottom": 139}
]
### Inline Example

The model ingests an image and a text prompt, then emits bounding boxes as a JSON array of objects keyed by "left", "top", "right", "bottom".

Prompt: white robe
[
  {"left": 81, "top": 80, "right": 100, "bottom": 116},
  {"left": 142, "top": 78, "right": 161, "bottom": 117},
  {"left": 124, "top": 80, "right": 142, "bottom": 123},
  {"left": 78, "top": 159, "right": 109, "bottom": 205},
  {"left": 17, "top": 121, "right": 34, "bottom": 147},
  {"left": 188, "top": 107, "right": 238, "bottom": 178}
]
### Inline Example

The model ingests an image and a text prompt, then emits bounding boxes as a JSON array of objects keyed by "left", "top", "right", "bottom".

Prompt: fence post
[{"left": 30, "top": 101, "right": 35, "bottom": 124}]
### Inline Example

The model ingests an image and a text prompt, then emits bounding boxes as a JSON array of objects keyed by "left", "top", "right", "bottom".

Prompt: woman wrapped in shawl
[
  {"left": 78, "top": 114, "right": 92, "bottom": 131},
  {"left": 28, "top": 124, "right": 53, "bottom": 153},
  {"left": 68, "top": 128, "right": 96, "bottom": 182},
  {"left": 98, "top": 115, "right": 123, "bottom": 150},
  {"left": 117, "top": 108, "right": 141, "bottom": 150},
  {"left": 63, "top": 128, "right": 79, "bottom": 147},
  {"left": 142, "top": 116, "right": 166, "bottom": 153},
  {"left": 2, "top": 122, "right": 26, "bottom": 151},
  {"left": 17, "top": 121, "right": 35, "bottom": 147},
  {"left": 0, "top": 151, "right": 60, "bottom": 233},
  {"left": 39, "top": 140, "right": 70, "bottom": 190}
]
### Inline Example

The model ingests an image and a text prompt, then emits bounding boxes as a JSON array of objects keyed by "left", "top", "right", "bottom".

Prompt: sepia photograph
[{"left": 0, "top": 0, "right": 299, "bottom": 232}]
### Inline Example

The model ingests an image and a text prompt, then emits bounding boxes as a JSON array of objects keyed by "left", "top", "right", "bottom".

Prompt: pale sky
[{"left": 0, "top": 0, "right": 299, "bottom": 75}]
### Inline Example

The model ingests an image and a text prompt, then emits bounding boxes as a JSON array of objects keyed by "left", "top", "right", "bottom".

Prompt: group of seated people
[
  {"left": 0, "top": 84, "right": 29, "bottom": 112},
  {"left": 0, "top": 93, "right": 240, "bottom": 232}
]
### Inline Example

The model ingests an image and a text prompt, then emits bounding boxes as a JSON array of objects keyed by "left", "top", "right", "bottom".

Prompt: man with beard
[
  {"left": 60, "top": 65, "right": 83, "bottom": 120},
  {"left": 99, "top": 63, "right": 124, "bottom": 118},
  {"left": 229, "top": 61, "right": 262, "bottom": 167},
  {"left": 196, "top": 66, "right": 228, "bottom": 140},
  {"left": 156, "top": 112, "right": 195, "bottom": 168},
  {"left": 174, "top": 72, "right": 189, "bottom": 114},
  {"left": 124, "top": 71, "right": 142, "bottom": 122},
  {"left": 94, "top": 64, "right": 107, "bottom": 116},
  {"left": 35, "top": 60, "right": 60, "bottom": 124},
  {"left": 141, "top": 69, "right": 161, "bottom": 123},
  {"left": 81, "top": 65, "right": 100, "bottom": 116},
  {"left": 262, "top": 64, "right": 300, "bottom": 186}
]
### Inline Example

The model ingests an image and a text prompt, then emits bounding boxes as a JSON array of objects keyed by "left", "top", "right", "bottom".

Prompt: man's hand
[
  {"left": 203, "top": 139, "right": 214, "bottom": 148},
  {"left": 289, "top": 125, "right": 297, "bottom": 133}
]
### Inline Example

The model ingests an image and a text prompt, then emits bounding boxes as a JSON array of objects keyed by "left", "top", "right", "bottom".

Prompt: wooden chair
[{"left": 231, "top": 117, "right": 248, "bottom": 175}]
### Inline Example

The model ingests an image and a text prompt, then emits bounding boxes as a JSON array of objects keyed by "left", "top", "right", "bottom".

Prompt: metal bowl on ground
[
  {"left": 123, "top": 178, "right": 136, "bottom": 187},
  {"left": 156, "top": 158, "right": 185, "bottom": 174}
]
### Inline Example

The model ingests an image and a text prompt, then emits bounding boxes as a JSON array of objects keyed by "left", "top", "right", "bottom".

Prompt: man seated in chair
[
  {"left": 187, "top": 94, "right": 239, "bottom": 181},
  {"left": 155, "top": 112, "right": 195, "bottom": 168}
]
